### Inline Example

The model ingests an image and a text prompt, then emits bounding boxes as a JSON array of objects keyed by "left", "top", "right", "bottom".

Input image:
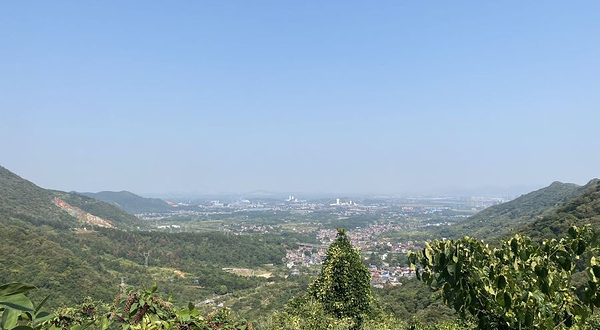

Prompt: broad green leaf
[
  {"left": 2, "top": 308, "right": 19, "bottom": 329},
  {"left": 0, "top": 283, "right": 36, "bottom": 297},
  {"left": 32, "top": 311, "right": 52, "bottom": 325},
  {"left": 34, "top": 295, "right": 49, "bottom": 315},
  {"left": 568, "top": 226, "right": 578, "bottom": 239},
  {"left": 0, "top": 294, "right": 34, "bottom": 311},
  {"left": 101, "top": 317, "right": 111, "bottom": 330}
]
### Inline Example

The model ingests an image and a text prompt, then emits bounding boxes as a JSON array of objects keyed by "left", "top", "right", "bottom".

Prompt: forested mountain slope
[
  {"left": 0, "top": 166, "right": 141, "bottom": 229},
  {"left": 0, "top": 220, "right": 115, "bottom": 305},
  {"left": 0, "top": 166, "right": 288, "bottom": 309},
  {"left": 80, "top": 190, "right": 173, "bottom": 214},
  {"left": 519, "top": 179, "right": 600, "bottom": 240},
  {"left": 55, "top": 191, "right": 143, "bottom": 227},
  {"left": 0, "top": 166, "right": 76, "bottom": 228},
  {"left": 439, "top": 180, "right": 592, "bottom": 240}
]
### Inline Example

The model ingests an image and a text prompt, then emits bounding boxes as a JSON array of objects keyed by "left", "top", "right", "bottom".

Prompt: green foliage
[
  {"left": 1, "top": 283, "right": 250, "bottom": 330},
  {"left": 0, "top": 166, "right": 142, "bottom": 230},
  {"left": 48, "top": 284, "right": 251, "bottom": 330},
  {"left": 520, "top": 179, "right": 600, "bottom": 241},
  {"left": 440, "top": 181, "right": 590, "bottom": 241},
  {"left": 266, "top": 296, "right": 355, "bottom": 330},
  {"left": 0, "top": 283, "right": 52, "bottom": 330},
  {"left": 0, "top": 165, "right": 288, "bottom": 307},
  {"left": 0, "top": 222, "right": 115, "bottom": 307},
  {"left": 308, "top": 229, "right": 373, "bottom": 326},
  {"left": 263, "top": 295, "right": 465, "bottom": 330},
  {"left": 373, "top": 279, "right": 456, "bottom": 324},
  {"left": 0, "top": 217, "right": 285, "bottom": 307},
  {"left": 409, "top": 225, "right": 600, "bottom": 329}
]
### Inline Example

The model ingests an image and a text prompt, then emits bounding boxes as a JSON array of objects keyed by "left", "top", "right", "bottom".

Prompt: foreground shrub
[{"left": 409, "top": 225, "right": 600, "bottom": 329}]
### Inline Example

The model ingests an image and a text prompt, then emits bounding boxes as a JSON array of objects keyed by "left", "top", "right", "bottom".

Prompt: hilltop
[
  {"left": 437, "top": 180, "right": 594, "bottom": 241},
  {"left": 0, "top": 166, "right": 140, "bottom": 229},
  {"left": 519, "top": 179, "right": 600, "bottom": 240},
  {"left": 80, "top": 190, "right": 173, "bottom": 214}
]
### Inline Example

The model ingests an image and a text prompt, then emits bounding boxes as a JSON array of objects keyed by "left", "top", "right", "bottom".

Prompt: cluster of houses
[
  {"left": 285, "top": 223, "right": 421, "bottom": 288},
  {"left": 285, "top": 243, "right": 327, "bottom": 270},
  {"left": 369, "top": 266, "right": 415, "bottom": 288}
]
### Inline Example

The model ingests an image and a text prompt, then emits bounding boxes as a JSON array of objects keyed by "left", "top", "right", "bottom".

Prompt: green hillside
[
  {"left": 519, "top": 179, "right": 600, "bottom": 240},
  {"left": 0, "top": 166, "right": 288, "bottom": 309},
  {"left": 56, "top": 191, "right": 143, "bottom": 227},
  {"left": 80, "top": 190, "right": 173, "bottom": 214},
  {"left": 438, "top": 180, "right": 591, "bottom": 241},
  {"left": 0, "top": 166, "right": 76, "bottom": 229},
  {"left": 0, "top": 166, "right": 142, "bottom": 229},
  {"left": 0, "top": 221, "right": 115, "bottom": 305}
]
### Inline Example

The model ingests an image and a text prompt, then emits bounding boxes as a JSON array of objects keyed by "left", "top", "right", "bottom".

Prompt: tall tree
[{"left": 308, "top": 229, "right": 373, "bottom": 325}]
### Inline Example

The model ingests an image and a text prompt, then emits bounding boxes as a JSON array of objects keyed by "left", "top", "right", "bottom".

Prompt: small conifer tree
[{"left": 308, "top": 229, "right": 373, "bottom": 326}]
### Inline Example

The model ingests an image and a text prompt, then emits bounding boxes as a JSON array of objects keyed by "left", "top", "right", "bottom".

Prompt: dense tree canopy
[{"left": 308, "top": 229, "right": 373, "bottom": 325}]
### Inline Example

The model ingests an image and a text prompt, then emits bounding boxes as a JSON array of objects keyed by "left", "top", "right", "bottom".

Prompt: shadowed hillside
[
  {"left": 519, "top": 179, "right": 600, "bottom": 240},
  {"left": 80, "top": 190, "right": 173, "bottom": 214},
  {"left": 437, "top": 180, "right": 593, "bottom": 241}
]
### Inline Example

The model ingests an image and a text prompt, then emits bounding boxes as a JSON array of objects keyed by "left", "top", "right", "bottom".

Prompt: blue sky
[{"left": 1, "top": 1, "right": 599, "bottom": 195}]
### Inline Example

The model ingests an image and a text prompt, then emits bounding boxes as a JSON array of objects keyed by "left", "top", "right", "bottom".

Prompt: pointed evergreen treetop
[{"left": 308, "top": 228, "right": 373, "bottom": 324}]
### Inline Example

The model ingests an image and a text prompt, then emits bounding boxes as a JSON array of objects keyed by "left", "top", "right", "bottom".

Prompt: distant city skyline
[{"left": 1, "top": 1, "right": 599, "bottom": 195}]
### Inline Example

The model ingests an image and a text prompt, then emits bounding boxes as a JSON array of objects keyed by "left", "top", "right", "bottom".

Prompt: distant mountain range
[{"left": 79, "top": 190, "right": 173, "bottom": 214}]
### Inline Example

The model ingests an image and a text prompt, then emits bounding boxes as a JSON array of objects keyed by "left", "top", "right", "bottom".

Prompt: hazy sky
[{"left": 1, "top": 1, "right": 599, "bottom": 195}]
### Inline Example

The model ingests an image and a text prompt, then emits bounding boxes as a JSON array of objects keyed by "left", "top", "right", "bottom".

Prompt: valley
[{"left": 2, "top": 164, "right": 600, "bottom": 329}]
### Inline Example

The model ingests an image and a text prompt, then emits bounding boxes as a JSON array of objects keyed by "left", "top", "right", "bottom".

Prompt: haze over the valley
[{"left": 1, "top": 1, "right": 599, "bottom": 195}]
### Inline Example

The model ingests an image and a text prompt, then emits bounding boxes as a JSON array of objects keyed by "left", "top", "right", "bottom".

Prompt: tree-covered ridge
[
  {"left": 440, "top": 180, "right": 591, "bottom": 241},
  {"left": 0, "top": 165, "right": 289, "bottom": 308},
  {"left": 0, "top": 166, "right": 142, "bottom": 229},
  {"left": 80, "top": 191, "right": 173, "bottom": 214},
  {"left": 55, "top": 192, "right": 142, "bottom": 228},
  {"left": 520, "top": 179, "right": 600, "bottom": 240},
  {"left": 0, "top": 166, "right": 76, "bottom": 229}
]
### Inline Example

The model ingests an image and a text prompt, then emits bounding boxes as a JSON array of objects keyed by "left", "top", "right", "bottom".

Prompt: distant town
[{"left": 135, "top": 194, "right": 509, "bottom": 288}]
